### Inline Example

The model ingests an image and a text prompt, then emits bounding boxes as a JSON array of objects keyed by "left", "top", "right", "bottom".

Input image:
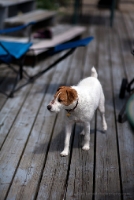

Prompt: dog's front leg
[
  {"left": 60, "top": 120, "right": 73, "bottom": 157},
  {"left": 82, "top": 122, "right": 90, "bottom": 151}
]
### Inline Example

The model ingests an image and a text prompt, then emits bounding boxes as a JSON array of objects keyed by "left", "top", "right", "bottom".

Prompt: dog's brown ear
[
  {"left": 66, "top": 88, "right": 77, "bottom": 104},
  {"left": 57, "top": 86, "right": 66, "bottom": 92}
]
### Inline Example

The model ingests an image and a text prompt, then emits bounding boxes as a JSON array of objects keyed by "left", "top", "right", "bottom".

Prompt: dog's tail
[{"left": 91, "top": 67, "right": 98, "bottom": 78}]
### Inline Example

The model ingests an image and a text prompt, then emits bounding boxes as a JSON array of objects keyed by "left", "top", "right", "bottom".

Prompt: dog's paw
[
  {"left": 82, "top": 145, "right": 90, "bottom": 151},
  {"left": 60, "top": 150, "right": 69, "bottom": 157},
  {"left": 103, "top": 122, "right": 107, "bottom": 132},
  {"left": 80, "top": 130, "right": 85, "bottom": 136}
]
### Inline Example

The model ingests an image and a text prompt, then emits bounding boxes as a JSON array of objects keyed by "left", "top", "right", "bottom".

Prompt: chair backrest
[{"left": 0, "top": 22, "right": 35, "bottom": 35}]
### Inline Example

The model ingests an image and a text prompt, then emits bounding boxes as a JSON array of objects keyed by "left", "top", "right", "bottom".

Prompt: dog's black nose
[{"left": 47, "top": 105, "right": 52, "bottom": 111}]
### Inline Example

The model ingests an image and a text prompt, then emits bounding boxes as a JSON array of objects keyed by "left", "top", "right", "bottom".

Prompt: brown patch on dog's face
[{"left": 54, "top": 86, "right": 78, "bottom": 106}]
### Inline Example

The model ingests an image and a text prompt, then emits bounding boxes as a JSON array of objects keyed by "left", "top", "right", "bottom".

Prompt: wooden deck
[{"left": 0, "top": 8, "right": 134, "bottom": 200}]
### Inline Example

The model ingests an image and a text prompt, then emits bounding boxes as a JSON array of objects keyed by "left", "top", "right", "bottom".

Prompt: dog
[{"left": 47, "top": 67, "right": 107, "bottom": 156}]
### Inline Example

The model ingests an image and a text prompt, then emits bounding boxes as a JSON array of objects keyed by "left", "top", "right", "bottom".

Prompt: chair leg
[
  {"left": 119, "top": 78, "right": 128, "bottom": 99},
  {"left": 19, "top": 64, "right": 23, "bottom": 79},
  {"left": 18, "top": 55, "right": 27, "bottom": 79},
  {"left": 73, "top": 0, "right": 81, "bottom": 24},
  {"left": 110, "top": 0, "right": 116, "bottom": 27},
  {"left": 9, "top": 72, "right": 20, "bottom": 97},
  {"left": 0, "top": 70, "right": 20, "bottom": 98},
  {"left": 118, "top": 101, "right": 127, "bottom": 123},
  {"left": 0, "top": 89, "right": 9, "bottom": 98}
]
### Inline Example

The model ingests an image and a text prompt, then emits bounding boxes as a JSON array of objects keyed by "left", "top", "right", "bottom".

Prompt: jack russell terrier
[{"left": 47, "top": 67, "right": 107, "bottom": 156}]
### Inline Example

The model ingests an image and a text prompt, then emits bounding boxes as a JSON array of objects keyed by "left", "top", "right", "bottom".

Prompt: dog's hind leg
[
  {"left": 82, "top": 122, "right": 90, "bottom": 150},
  {"left": 98, "top": 92, "right": 107, "bottom": 131}
]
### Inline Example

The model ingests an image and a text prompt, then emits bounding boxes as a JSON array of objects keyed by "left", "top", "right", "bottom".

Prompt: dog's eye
[{"left": 58, "top": 98, "right": 62, "bottom": 102}]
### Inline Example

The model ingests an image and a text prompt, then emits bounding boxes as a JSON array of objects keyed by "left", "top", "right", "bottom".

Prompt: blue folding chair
[
  {"left": 0, "top": 22, "right": 35, "bottom": 97},
  {"left": 0, "top": 23, "right": 94, "bottom": 97}
]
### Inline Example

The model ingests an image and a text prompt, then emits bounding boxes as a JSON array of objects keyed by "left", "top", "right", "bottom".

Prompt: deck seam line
[
  {"left": 106, "top": 11, "right": 123, "bottom": 199},
  {"left": 34, "top": 114, "right": 58, "bottom": 200},
  {"left": 109, "top": 16, "right": 125, "bottom": 199},
  {"left": 111, "top": 11, "right": 133, "bottom": 200},
  {"left": 62, "top": 124, "right": 76, "bottom": 200},
  {"left": 109, "top": 37, "right": 124, "bottom": 200},
  {"left": 92, "top": 10, "right": 101, "bottom": 200},
  {"left": 0, "top": 71, "right": 19, "bottom": 110},
  {"left": 63, "top": 34, "right": 90, "bottom": 199}
]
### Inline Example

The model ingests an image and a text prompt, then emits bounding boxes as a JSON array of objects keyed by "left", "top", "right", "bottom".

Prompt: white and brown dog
[{"left": 47, "top": 67, "right": 107, "bottom": 156}]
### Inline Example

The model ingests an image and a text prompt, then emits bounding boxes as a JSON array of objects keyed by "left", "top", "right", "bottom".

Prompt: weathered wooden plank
[
  {"left": 65, "top": 16, "right": 97, "bottom": 199},
  {"left": 112, "top": 12, "right": 134, "bottom": 200},
  {"left": 0, "top": 57, "right": 56, "bottom": 199},
  {"left": 0, "top": 94, "right": 7, "bottom": 110},
  {"left": 36, "top": 47, "right": 86, "bottom": 200},
  {"left": 0, "top": 0, "right": 34, "bottom": 7},
  {"left": 0, "top": 24, "right": 72, "bottom": 43},
  {"left": 115, "top": 12, "right": 134, "bottom": 82},
  {"left": 65, "top": 121, "right": 95, "bottom": 200},
  {"left": 94, "top": 11, "right": 121, "bottom": 200},
  {"left": 129, "top": 12, "right": 134, "bottom": 21},
  {"left": 83, "top": 31, "right": 98, "bottom": 75},
  {"left": 122, "top": 12, "right": 134, "bottom": 50},
  {"left": 0, "top": 64, "right": 10, "bottom": 82},
  {"left": 0, "top": 66, "right": 31, "bottom": 110},
  {"left": 129, "top": 12, "right": 134, "bottom": 49},
  {"left": 36, "top": 111, "right": 70, "bottom": 200},
  {"left": 4, "top": 9, "right": 56, "bottom": 26},
  {"left": 0, "top": 65, "right": 10, "bottom": 109},
  {"left": 6, "top": 52, "right": 73, "bottom": 199}
]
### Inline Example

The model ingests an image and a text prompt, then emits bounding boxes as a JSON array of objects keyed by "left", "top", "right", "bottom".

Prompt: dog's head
[{"left": 47, "top": 86, "right": 78, "bottom": 112}]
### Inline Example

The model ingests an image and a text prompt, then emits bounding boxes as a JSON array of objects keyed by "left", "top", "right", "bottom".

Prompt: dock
[{"left": 0, "top": 8, "right": 134, "bottom": 200}]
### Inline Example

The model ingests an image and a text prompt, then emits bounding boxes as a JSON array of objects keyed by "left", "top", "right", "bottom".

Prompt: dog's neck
[{"left": 65, "top": 99, "right": 78, "bottom": 113}]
